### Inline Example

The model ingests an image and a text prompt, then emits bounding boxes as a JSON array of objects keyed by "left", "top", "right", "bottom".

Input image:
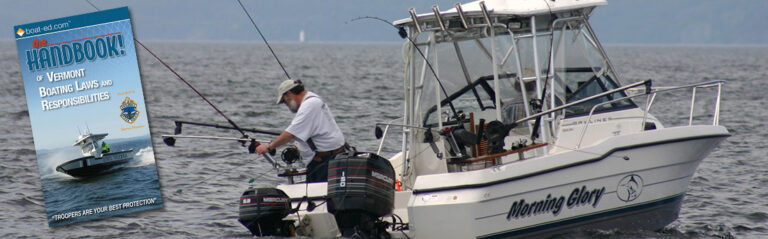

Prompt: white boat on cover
[
  {"left": 56, "top": 131, "right": 133, "bottom": 178},
  {"left": 234, "top": 0, "right": 729, "bottom": 238}
]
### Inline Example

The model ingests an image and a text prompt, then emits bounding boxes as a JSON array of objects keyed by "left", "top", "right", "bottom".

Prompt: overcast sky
[{"left": 3, "top": 0, "right": 767, "bottom": 44}]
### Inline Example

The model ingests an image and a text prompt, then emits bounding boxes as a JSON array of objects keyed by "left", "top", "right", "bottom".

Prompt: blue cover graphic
[{"left": 15, "top": 7, "right": 164, "bottom": 227}]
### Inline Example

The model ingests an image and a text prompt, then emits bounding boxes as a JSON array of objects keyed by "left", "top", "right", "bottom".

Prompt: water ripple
[{"left": 2, "top": 42, "right": 767, "bottom": 237}]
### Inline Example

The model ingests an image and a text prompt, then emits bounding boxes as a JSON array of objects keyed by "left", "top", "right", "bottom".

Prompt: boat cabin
[
  {"left": 387, "top": 0, "right": 655, "bottom": 183},
  {"left": 74, "top": 132, "right": 109, "bottom": 159}
]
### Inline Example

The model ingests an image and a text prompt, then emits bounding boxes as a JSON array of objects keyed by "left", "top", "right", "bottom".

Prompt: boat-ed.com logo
[
  {"left": 16, "top": 28, "right": 24, "bottom": 37},
  {"left": 119, "top": 97, "right": 140, "bottom": 124},
  {"left": 616, "top": 174, "right": 643, "bottom": 202}
]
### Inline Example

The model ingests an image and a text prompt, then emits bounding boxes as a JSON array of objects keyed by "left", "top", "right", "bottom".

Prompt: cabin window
[
  {"left": 81, "top": 143, "right": 94, "bottom": 154},
  {"left": 551, "top": 20, "right": 635, "bottom": 117},
  {"left": 414, "top": 32, "right": 523, "bottom": 127}
]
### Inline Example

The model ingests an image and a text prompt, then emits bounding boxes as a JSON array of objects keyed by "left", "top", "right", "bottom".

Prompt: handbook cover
[{"left": 14, "top": 7, "right": 163, "bottom": 227}]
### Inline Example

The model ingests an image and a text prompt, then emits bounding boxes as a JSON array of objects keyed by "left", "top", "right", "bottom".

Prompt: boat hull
[
  {"left": 407, "top": 126, "right": 729, "bottom": 238},
  {"left": 274, "top": 126, "right": 727, "bottom": 238},
  {"left": 56, "top": 149, "right": 134, "bottom": 178}
]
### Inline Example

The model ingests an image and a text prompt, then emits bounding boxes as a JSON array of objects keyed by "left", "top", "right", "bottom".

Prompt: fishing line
[
  {"left": 86, "top": 0, "right": 248, "bottom": 137},
  {"left": 174, "top": 161, "right": 276, "bottom": 194},
  {"left": 348, "top": 16, "right": 460, "bottom": 119},
  {"left": 236, "top": 0, "right": 291, "bottom": 80}
]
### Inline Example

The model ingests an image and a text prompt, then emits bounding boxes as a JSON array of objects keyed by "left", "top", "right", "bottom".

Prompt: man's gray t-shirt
[{"left": 285, "top": 91, "right": 345, "bottom": 162}]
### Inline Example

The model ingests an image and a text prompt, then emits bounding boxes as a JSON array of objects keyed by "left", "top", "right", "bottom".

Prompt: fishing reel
[
  {"left": 485, "top": 120, "right": 517, "bottom": 154},
  {"left": 281, "top": 146, "right": 301, "bottom": 165},
  {"left": 529, "top": 98, "right": 543, "bottom": 114}
]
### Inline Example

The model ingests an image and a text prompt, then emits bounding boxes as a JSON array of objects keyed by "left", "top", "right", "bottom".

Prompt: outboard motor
[
  {"left": 327, "top": 152, "right": 396, "bottom": 238},
  {"left": 238, "top": 187, "right": 294, "bottom": 237}
]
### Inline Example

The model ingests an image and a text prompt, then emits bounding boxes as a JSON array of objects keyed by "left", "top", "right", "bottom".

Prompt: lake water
[{"left": 1, "top": 41, "right": 766, "bottom": 238}]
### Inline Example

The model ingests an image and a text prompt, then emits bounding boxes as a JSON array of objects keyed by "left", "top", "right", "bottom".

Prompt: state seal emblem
[{"left": 120, "top": 97, "right": 140, "bottom": 124}]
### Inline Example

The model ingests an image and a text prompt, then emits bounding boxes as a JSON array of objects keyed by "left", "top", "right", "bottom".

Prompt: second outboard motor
[
  {"left": 327, "top": 152, "right": 395, "bottom": 238},
  {"left": 238, "top": 187, "right": 294, "bottom": 237}
]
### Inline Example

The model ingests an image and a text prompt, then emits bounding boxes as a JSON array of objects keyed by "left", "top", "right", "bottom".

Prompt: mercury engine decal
[{"left": 506, "top": 186, "right": 606, "bottom": 220}]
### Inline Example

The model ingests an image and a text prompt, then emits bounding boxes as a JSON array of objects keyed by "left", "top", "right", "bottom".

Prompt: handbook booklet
[{"left": 14, "top": 7, "right": 163, "bottom": 227}]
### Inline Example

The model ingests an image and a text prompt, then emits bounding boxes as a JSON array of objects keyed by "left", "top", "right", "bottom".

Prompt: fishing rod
[
  {"left": 85, "top": 0, "right": 248, "bottom": 138},
  {"left": 236, "top": 0, "right": 291, "bottom": 80},
  {"left": 528, "top": 15, "right": 556, "bottom": 143},
  {"left": 162, "top": 134, "right": 278, "bottom": 165},
  {"left": 172, "top": 120, "right": 280, "bottom": 136},
  {"left": 348, "top": 16, "right": 460, "bottom": 120},
  {"left": 84, "top": 1, "right": 289, "bottom": 196},
  {"left": 163, "top": 120, "right": 279, "bottom": 155}
]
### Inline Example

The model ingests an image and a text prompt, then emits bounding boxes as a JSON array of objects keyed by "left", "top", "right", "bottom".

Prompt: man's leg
[
  {"left": 306, "top": 158, "right": 330, "bottom": 183},
  {"left": 306, "top": 160, "right": 320, "bottom": 182},
  {"left": 314, "top": 156, "right": 330, "bottom": 182}
]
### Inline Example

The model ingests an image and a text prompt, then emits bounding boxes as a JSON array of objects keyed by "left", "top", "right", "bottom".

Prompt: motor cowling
[
  {"left": 327, "top": 152, "right": 395, "bottom": 238},
  {"left": 238, "top": 187, "right": 294, "bottom": 236}
]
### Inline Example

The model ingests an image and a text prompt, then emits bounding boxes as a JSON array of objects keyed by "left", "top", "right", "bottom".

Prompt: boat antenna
[
  {"left": 236, "top": 0, "right": 291, "bottom": 80},
  {"left": 85, "top": 0, "right": 249, "bottom": 138},
  {"left": 348, "top": 16, "right": 460, "bottom": 119}
]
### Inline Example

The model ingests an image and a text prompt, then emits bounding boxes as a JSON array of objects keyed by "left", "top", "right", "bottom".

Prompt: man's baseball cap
[{"left": 276, "top": 79, "right": 302, "bottom": 104}]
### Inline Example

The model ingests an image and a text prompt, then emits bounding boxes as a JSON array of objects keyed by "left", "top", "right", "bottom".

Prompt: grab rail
[
  {"left": 514, "top": 80, "right": 651, "bottom": 124},
  {"left": 576, "top": 80, "right": 725, "bottom": 148},
  {"left": 376, "top": 117, "right": 405, "bottom": 155}
]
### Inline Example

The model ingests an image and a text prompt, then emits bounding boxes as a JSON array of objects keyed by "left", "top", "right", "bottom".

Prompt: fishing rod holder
[
  {"left": 432, "top": 5, "right": 446, "bottom": 31},
  {"left": 455, "top": 3, "right": 468, "bottom": 29},
  {"left": 409, "top": 8, "right": 422, "bottom": 33},
  {"left": 479, "top": 1, "right": 493, "bottom": 29}
]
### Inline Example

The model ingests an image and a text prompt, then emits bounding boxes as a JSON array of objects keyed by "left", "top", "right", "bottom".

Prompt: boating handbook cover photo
[{"left": 14, "top": 7, "right": 163, "bottom": 227}]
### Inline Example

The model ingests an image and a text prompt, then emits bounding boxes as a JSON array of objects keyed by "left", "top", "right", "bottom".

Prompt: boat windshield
[
  {"left": 81, "top": 141, "right": 95, "bottom": 155},
  {"left": 551, "top": 19, "right": 634, "bottom": 117},
  {"left": 414, "top": 28, "right": 533, "bottom": 127},
  {"left": 412, "top": 16, "right": 635, "bottom": 128}
]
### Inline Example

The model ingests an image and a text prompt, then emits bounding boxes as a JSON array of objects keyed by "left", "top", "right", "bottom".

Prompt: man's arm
[
  {"left": 255, "top": 131, "right": 295, "bottom": 154},
  {"left": 270, "top": 131, "right": 295, "bottom": 149}
]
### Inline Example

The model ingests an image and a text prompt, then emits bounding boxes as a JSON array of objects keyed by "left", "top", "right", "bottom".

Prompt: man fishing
[{"left": 255, "top": 79, "right": 346, "bottom": 182}]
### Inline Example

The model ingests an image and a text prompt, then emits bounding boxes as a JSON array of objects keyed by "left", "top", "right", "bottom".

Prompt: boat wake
[
  {"left": 40, "top": 171, "right": 78, "bottom": 181},
  {"left": 127, "top": 146, "right": 156, "bottom": 167},
  {"left": 38, "top": 149, "right": 81, "bottom": 179}
]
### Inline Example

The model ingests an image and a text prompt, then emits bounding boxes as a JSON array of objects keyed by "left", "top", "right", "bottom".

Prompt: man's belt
[{"left": 313, "top": 146, "right": 345, "bottom": 161}]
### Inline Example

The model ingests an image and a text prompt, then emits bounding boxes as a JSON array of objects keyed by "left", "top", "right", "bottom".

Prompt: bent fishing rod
[
  {"left": 236, "top": 0, "right": 291, "bottom": 80},
  {"left": 85, "top": 0, "right": 252, "bottom": 138},
  {"left": 83, "top": 1, "right": 281, "bottom": 194},
  {"left": 348, "top": 16, "right": 460, "bottom": 120}
]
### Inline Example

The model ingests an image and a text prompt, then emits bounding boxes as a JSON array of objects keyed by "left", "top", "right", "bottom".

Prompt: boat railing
[
  {"left": 375, "top": 80, "right": 651, "bottom": 165},
  {"left": 376, "top": 117, "right": 405, "bottom": 155},
  {"left": 576, "top": 80, "right": 725, "bottom": 148},
  {"left": 514, "top": 80, "right": 652, "bottom": 124}
]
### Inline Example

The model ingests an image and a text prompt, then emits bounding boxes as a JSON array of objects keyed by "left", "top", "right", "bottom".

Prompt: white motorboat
[
  {"left": 56, "top": 130, "right": 133, "bottom": 178},
  {"left": 234, "top": 0, "right": 729, "bottom": 238}
]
